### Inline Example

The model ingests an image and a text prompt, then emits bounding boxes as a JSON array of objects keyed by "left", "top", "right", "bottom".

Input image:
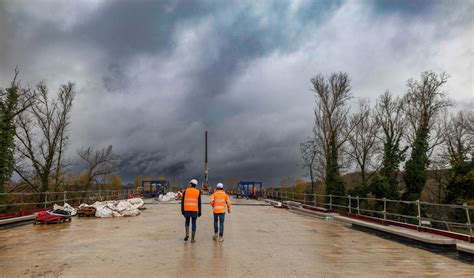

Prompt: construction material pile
[
  {"left": 79, "top": 198, "right": 145, "bottom": 218},
  {"left": 157, "top": 192, "right": 179, "bottom": 202},
  {"left": 53, "top": 203, "right": 77, "bottom": 216},
  {"left": 77, "top": 206, "right": 96, "bottom": 217}
]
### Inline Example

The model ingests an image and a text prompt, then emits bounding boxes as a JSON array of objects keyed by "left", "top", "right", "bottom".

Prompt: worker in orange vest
[
  {"left": 252, "top": 185, "right": 257, "bottom": 198},
  {"left": 181, "top": 179, "right": 202, "bottom": 243},
  {"left": 209, "top": 183, "right": 231, "bottom": 242}
]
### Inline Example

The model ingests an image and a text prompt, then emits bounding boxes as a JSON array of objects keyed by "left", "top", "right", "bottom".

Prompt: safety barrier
[
  {"left": 265, "top": 191, "right": 473, "bottom": 237},
  {"left": 0, "top": 189, "right": 140, "bottom": 217}
]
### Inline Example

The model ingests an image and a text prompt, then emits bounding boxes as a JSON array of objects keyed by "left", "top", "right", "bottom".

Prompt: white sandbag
[
  {"left": 115, "top": 200, "right": 140, "bottom": 216},
  {"left": 78, "top": 198, "right": 143, "bottom": 217},
  {"left": 95, "top": 203, "right": 115, "bottom": 218},
  {"left": 158, "top": 194, "right": 172, "bottom": 202},
  {"left": 112, "top": 211, "right": 123, "bottom": 217},
  {"left": 63, "top": 203, "right": 77, "bottom": 216},
  {"left": 115, "top": 200, "right": 131, "bottom": 212},
  {"left": 166, "top": 192, "right": 178, "bottom": 200},
  {"left": 53, "top": 202, "right": 77, "bottom": 216},
  {"left": 78, "top": 203, "right": 89, "bottom": 208},
  {"left": 158, "top": 192, "right": 178, "bottom": 202},
  {"left": 53, "top": 204, "right": 62, "bottom": 210},
  {"left": 127, "top": 198, "right": 144, "bottom": 209},
  {"left": 121, "top": 208, "right": 140, "bottom": 217},
  {"left": 120, "top": 206, "right": 140, "bottom": 216}
]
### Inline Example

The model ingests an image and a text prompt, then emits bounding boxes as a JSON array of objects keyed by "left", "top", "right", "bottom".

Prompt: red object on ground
[
  {"left": 35, "top": 211, "right": 62, "bottom": 223},
  {"left": 0, "top": 208, "right": 49, "bottom": 220}
]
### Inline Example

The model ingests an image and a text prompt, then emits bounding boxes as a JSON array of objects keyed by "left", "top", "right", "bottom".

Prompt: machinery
[
  {"left": 236, "top": 181, "right": 263, "bottom": 199},
  {"left": 140, "top": 180, "right": 170, "bottom": 198}
]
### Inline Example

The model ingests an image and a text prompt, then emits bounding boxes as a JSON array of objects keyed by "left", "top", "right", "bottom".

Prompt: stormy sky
[{"left": 0, "top": 0, "right": 472, "bottom": 186}]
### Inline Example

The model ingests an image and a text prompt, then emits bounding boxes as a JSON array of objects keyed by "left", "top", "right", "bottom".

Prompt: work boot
[
  {"left": 213, "top": 233, "right": 218, "bottom": 240},
  {"left": 219, "top": 236, "right": 224, "bottom": 242},
  {"left": 191, "top": 231, "right": 196, "bottom": 243},
  {"left": 184, "top": 225, "right": 189, "bottom": 241}
]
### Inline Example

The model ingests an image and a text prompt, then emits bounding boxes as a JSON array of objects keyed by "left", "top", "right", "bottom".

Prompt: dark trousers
[
  {"left": 184, "top": 211, "right": 197, "bottom": 232},
  {"left": 213, "top": 213, "right": 225, "bottom": 236}
]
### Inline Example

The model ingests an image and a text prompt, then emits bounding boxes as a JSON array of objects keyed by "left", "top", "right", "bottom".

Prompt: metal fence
[
  {"left": 265, "top": 191, "right": 474, "bottom": 236},
  {"left": 0, "top": 189, "right": 140, "bottom": 213}
]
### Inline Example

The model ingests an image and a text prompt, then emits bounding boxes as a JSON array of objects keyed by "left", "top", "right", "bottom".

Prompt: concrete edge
[
  {"left": 264, "top": 199, "right": 282, "bottom": 208},
  {"left": 334, "top": 215, "right": 456, "bottom": 246},
  {"left": 456, "top": 242, "right": 474, "bottom": 254},
  {"left": 284, "top": 204, "right": 456, "bottom": 246},
  {"left": 288, "top": 206, "right": 337, "bottom": 219},
  {"left": 0, "top": 215, "right": 36, "bottom": 225}
]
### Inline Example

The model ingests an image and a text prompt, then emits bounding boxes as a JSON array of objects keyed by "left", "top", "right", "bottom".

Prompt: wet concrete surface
[{"left": 1, "top": 197, "right": 473, "bottom": 277}]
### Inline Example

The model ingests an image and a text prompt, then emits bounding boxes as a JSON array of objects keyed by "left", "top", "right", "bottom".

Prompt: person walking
[
  {"left": 181, "top": 179, "right": 201, "bottom": 243},
  {"left": 209, "top": 183, "right": 231, "bottom": 242}
]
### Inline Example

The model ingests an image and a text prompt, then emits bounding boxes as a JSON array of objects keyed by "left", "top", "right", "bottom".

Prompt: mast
[{"left": 204, "top": 129, "right": 209, "bottom": 190}]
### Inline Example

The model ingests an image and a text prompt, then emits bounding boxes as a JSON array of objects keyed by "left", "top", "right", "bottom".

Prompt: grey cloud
[
  {"left": 102, "top": 63, "right": 127, "bottom": 92},
  {"left": 1, "top": 0, "right": 472, "bottom": 186},
  {"left": 369, "top": 0, "right": 436, "bottom": 16}
]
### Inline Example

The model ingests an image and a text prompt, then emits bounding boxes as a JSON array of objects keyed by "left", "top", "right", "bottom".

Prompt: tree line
[
  {"left": 0, "top": 69, "right": 121, "bottom": 202},
  {"left": 301, "top": 71, "right": 473, "bottom": 204}
]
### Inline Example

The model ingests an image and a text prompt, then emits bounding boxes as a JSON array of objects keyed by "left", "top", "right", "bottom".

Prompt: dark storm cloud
[
  {"left": 119, "top": 150, "right": 189, "bottom": 179},
  {"left": 72, "top": 0, "right": 215, "bottom": 60},
  {"left": 369, "top": 0, "right": 436, "bottom": 15},
  {"left": 1, "top": 0, "right": 472, "bottom": 186}
]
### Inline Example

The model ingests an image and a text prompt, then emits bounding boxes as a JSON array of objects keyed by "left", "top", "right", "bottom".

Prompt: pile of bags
[
  {"left": 158, "top": 192, "right": 178, "bottom": 202},
  {"left": 79, "top": 198, "right": 145, "bottom": 218},
  {"left": 53, "top": 203, "right": 77, "bottom": 216}
]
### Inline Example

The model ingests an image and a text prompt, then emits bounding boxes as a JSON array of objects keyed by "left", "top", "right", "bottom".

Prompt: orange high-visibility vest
[
  {"left": 183, "top": 187, "right": 200, "bottom": 212},
  {"left": 210, "top": 190, "right": 230, "bottom": 213}
]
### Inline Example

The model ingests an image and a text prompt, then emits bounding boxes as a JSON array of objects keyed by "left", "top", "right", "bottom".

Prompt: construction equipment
[
  {"left": 236, "top": 181, "right": 263, "bottom": 199},
  {"left": 140, "top": 180, "right": 170, "bottom": 198}
]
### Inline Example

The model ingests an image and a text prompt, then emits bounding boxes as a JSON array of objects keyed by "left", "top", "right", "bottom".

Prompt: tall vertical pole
[
  {"left": 416, "top": 200, "right": 421, "bottom": 229},
  {"left": 357, "top": 196, "right": 360, "bottom": 215},
  {"left": 383, "top": 198, "right": 387, "bottom": 222},
  {"left": 204, "top": 129, "right": 209, "bottom": 191},
  {"left": 464, "top": 203, "right": 472, "bottom": 236},
  {"left": 348, "top": 195, "right": 351, "bottom": 214}
]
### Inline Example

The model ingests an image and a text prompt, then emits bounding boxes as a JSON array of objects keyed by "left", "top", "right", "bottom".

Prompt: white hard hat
[
  {"left": 216, "top": 183, "right": 224, "bottom": 189},
  {"left": 189, "top": 179, "right": 198, "bottom": 186}
]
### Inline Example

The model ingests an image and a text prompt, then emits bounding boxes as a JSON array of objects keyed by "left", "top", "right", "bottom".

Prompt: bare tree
[
  {"left": 374, "top": 91, "right": 407, "bottom": 194},
  {"left": 14, "top": 82, "right": 75, "bottom": 193},
  {"left": 428, "top": 109, "right": 473, "bottom": 203},
  {"left": 403, "top": 72, "right": 452, "bottom": 152},
  {"left": 300, "top": 139, "right": 318, "bottom": 193},
  {"left": 311, "top": 72, "right": 356, "bottom": 196},
  {"left": 347, "top": 99, "right": 380, "bottom": 183},
  {"left": 442, "top": 110, "right": 473, "bottom": 165},
  {"left": 77, "top": 145, "right": 120, "bottom": 194},
  {"left": 402, "top": 71, "right": 452, "bottom": 201}
]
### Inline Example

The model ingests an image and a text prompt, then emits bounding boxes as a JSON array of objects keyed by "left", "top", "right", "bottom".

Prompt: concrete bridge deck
[{"left": 1, "top": 198, "right": 473, "bottom": 277}]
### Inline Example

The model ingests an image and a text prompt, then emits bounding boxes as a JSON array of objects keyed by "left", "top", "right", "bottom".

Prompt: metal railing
[
  {"left": 0, "top": 189, "right": 140, "bottom": 213},
  {"left": 265, "top": 191, "right": 474, "bottom": 237}
]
